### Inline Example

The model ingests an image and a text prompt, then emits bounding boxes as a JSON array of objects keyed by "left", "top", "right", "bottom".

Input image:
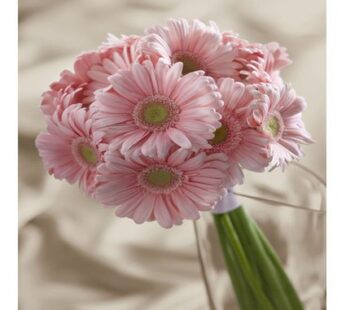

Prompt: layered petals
[
  {"left": 95, "top": 149, "right": 230, "bottom": 228},
  {"left": 36, "top": 104, "right": 106, "bottom": 195},
  {"left": 247, "top": 84, "right": 313, "bottom": 169},
  {"left": 92, "top": 59, "right": 223, "bottom": 158},
  {"left": 139, "top": 18, "right": 236, "bottom": 79},
  {"left": 41, "top": 37, "right": 141, "bottom": 117},
  {"left": 222, "top": 32, "right": 292, "bottom": 86},
  {"left": 207, "top": 78, "right": 271, "bottom": 185}
]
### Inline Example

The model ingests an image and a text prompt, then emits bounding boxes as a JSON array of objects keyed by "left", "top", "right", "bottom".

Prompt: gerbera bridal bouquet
[{"left": 36, "top": 19, "right": 313, "bottom": 309}]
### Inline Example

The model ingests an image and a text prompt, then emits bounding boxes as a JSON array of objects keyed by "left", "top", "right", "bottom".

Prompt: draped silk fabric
[{"left": 19, "top": 0, "right": 325, "bottom": 309}]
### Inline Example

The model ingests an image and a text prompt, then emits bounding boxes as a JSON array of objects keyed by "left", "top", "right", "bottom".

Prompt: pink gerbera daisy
[
  {"left": 40, "top": 85, "right": 84, "bottom": 118},
  {"left": 84, "top": 35, "right": 143, "bottom": 91},
  {"left": 99, "top": 33, "right": 142, "bottom": 56},
  {"left": 252, "top": 43, "right": 292, "bottom": 86},
  {"left": 139, "top": 18, "right": 236, "bottom": 79},
  {"left": 247, "top": 84, "right": 313, "bottom": 169},
  {"left": 36, "top": 104, "right": 106, "bottom": 195},
  {"left": 207, "top": 78, "right": 271, "bottom": 185},
  {"left": 222, "top": 32, "right": 292, "bottom": 86},
  {"left": 95, "top": 147, "right": 229, "bottom": 228},
  {"left": 50, "top": 50, "right": 116, "bottom": 105},
  {"left": 41, "top": 37, "right": 141, "bottom": 117},
  {"left": 92, "top": 59, "right": 223, "bottom": 158}
]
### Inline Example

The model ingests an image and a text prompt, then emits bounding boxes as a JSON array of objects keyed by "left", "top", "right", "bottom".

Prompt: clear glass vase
[{"left": 194, "top": 163, "right": 326, "bottom": 310}]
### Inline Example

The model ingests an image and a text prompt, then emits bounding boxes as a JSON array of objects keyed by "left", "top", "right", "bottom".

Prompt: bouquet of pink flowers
[{"left": 36, "top": 18, "right": 312, "bottom": 309}]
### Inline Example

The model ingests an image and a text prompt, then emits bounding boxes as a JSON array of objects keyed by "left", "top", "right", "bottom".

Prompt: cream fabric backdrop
[{"left": 19, "top": 0, "right": 325, "bottom": 309}]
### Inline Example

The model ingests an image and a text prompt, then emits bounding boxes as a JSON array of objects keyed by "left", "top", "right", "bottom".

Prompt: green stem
[
  {"left": 252, "top": 221, "right": 304, "bottom": 310},
  {"left": 229, "top": 207, "right": 299, "bottom": 310},
  {"left": 216, "top": 213, "right": 274, "bottom": 310},
  {"left": 214, "top": 215, "right": 259, "bottom": 310},
  {"left": 227, "top": 211, "right": 263, "bottom": 287},
  {"left": 230, "top": 211, "right": 280, "bottom": 308}
]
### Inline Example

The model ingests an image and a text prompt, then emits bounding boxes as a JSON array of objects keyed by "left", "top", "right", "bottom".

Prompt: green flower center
[
  {"left": 146, "top": 169, "right": 174, "bottom": 188},
  {"left": 79, "top": 144, "right": 98, "bottom": 165},
  {"left": 207, "top": 118, "right": 243, "bottom": 153},
  {"left": 133, "top": 95, "right": 179, "bottom": 131},
  {"left": 139, "top": 165, "right": 183, "bottom": 193},
  {"left": 173, "top": 51, "right": 204, "bottom": 75},
  {"left": 265, "top": 115, "right": 281, "bottom": 138},
  {"left": 143, "top": 102, "right": 169, "bottom": 125},
  {"left": 209, "top": 124, "right": 229, "bottom": 145}
]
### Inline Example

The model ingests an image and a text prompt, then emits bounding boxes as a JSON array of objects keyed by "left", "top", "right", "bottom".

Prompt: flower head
[
  {"left": 36, "top": 104, "right": 106, "bottom": 195},
  {"left": 50, "top": 50, "right": 116, "bottom": 105},
  {"left": 99, "top": 34, "right": 142, "bottom": 56},
  {"left": 41, "top": 37, "right": 142, "bottom": 117},
  {"left": 35, "top": 20, "right": 313, "bottom": 229},
  {"left": 207, "top": 78, "right": 271, "bottom": 185},
  {"left": 247, "top": 84, "right": 313, "bottom": 169},
  {"left": 40, "top": 85, "right": 84, "bottom": 118},
  {"left": 95, "top": 148, "right": 229, "bottom": 228},
  {"left": 140, "top": 18, "right": 236, "bottom": 79},
  {"left": 92, "top": 59, "right": 223, "bottom": 158},
  {"left": 222, "top": 33, "right": 292, "bottom": 86}
]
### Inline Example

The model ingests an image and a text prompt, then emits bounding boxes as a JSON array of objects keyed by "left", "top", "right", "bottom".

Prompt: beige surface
[{"left": 19, "top": 0, "right": 326, "bottom": 309}]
